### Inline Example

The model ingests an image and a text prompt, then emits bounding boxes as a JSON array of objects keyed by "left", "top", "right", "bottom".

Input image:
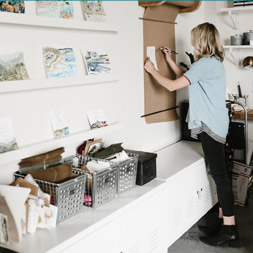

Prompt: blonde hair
[{"left": 191, "top": 22, "right": 224, "bottom": 62}]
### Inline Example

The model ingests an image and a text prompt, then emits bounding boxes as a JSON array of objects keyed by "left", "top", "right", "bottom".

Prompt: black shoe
[
  {"left": 198, "top": 218, "right": 223, "bottom": 236},
  {"left": 199, "top": 225, "right": 240, "bottom": 247}
]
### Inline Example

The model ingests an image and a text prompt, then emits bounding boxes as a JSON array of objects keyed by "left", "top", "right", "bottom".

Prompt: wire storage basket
[
  {"left": 116, "top": 152, "right": 138, "bottom": 194},
  {"left": 71, "top": 155, "right": 118, "bottom": 208},
  {"left": 13, "top": 171, "right": 85, "bottom": 223}
]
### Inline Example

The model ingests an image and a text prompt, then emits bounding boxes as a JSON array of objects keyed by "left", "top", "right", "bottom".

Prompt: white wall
[{"left": 0, "top": 1, "right": 181, "bottom": 184}]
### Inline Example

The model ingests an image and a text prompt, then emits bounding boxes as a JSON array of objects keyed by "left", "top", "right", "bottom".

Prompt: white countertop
[
  {"left": 156, "top": 140, "right": 204, "bottom": 180},
  {"left": 4, "top": 180, "right": 165, "bottom": 253},
  {"left": 2, "top": 140, "right": 204, "bottom": 253}
]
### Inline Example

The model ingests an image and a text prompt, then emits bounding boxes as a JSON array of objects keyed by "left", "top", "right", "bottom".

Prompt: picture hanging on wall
[
  {"left": 0, "top": 51, "right": 29, "bottom": 82},
  {"left": 0, "top": 1, "right": 25, "bottom": 13},
  {"left": 37, "top": 1, "right": 74, "bottom": 19},
  {"left": 0, "top": 117, "right": 19, "bottom": 154},
  {"left": 82, "top": 50, "right": 111, "bottom": 75},
  {"left": 42, "top": 47, "right": 79, "bottom": 78},
  {"left": 80, "top": 1, "right": 106, "bottom": 22}
]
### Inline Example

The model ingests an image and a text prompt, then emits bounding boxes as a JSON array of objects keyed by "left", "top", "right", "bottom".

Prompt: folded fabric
[
  {"left": 86, "top": 160, "right": 111, "bottom": 174},
  {"left": 91, "top": 143, "right": 124, "bottom": 159},
  {"left": 29, "top": 163, "right": 72, "bottom": 183}
]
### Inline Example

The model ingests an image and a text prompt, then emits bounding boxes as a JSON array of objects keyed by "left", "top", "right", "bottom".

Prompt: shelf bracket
[
  {"left": 228, "top": 10, "right": 239, "bottom": 30},
  {"left": 228, "top": 47, "right": 240, "bottom": 66}
]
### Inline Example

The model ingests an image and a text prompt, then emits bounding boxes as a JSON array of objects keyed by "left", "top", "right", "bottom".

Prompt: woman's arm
[
  {"left": 144, "top": 59, "right": 190, "bottom": 91},
  {"left": 162, "top": 47, "right": 185, "bottom": 77}
]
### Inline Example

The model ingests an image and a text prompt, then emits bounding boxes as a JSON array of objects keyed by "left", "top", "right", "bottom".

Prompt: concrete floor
[{"left": 168, "top": 186, "right": 253, "bottom": 253}]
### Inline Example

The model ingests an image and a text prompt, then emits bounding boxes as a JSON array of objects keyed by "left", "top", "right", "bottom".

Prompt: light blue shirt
[{"left": 184, "top": 57, "right": 229, "bottom": 138}]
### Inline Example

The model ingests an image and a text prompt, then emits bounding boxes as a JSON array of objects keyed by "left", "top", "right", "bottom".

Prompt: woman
[{"left": 144, "top": 22, "right": 240, "bottom": 247}]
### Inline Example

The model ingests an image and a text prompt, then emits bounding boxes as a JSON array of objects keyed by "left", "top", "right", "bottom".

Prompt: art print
[
  {"left": 0, "top": 117, "right": 19, "bottom": 154},
  {"left": 43, "top": 47, "right": 78, "bottom": 78},
  {"left": 0, "top": 1, "right": 25, "bottom": 13},
  {"left": 81, "top": 1, "right": 106, "bottom": 22},
  {"left": 0, "top": 51, "right": 29, "bottom": 82},
  {"left": 37, "top": 1, "right": 74, "bottom": 19},
  {"left": 83, "top": 50, "right": 111, "bottom": 75}
]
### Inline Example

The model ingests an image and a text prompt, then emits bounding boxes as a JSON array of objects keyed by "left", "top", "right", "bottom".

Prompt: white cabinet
[
  {"left": 165, "top": 158, "right": 217, "bottom": 248},
  {"left": 116, "top": 187, "right": 166, "bottom": 253},
  {"left": 61, "top": 221, "right": 116, "bottom": 253},
  {"left": 197, "top": 159, "right": 218, "bottom": 217}
]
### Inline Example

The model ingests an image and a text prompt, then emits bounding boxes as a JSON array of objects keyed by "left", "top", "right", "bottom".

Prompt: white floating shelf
[
  {"left": 221, "top": 6, "right": 253, "bottom": 13},
  {"left": 224, "top": 45, "right": 253, "bottom": 65},
  {"left": 0, "top": 74, "right": 119, "bottom": 93},
  {"left": 0, "top": 12, "right": 119, "bottom": 32},
  {"left": 0, "top": 122, "right": 123, "bottom": 165},
  {"left": 220, "top": 6, "right": 253, "bottom": 29}
]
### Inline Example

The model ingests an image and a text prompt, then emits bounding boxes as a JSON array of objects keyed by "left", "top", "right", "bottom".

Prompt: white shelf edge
[
  {"left": 223, "top": 45, "right": 253, "bottom": 49},
  {"left": 0, "top": 74, "right": 119, "bottom": 93},
  {"left": 0, "top": 12, "right": 118, "bottom": 32},
  {"left": 0, "top": 122, "right": 123, "bottom": 165},
  {"left": 221, "top": 6, "right": 253, "bottom": 13}
]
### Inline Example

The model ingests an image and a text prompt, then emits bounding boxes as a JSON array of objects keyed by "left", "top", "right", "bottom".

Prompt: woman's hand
[
  {"left": 144, "top": 58, "right": 156, "bottom": 74},
  {"left": 162, "top": 47, "right": 173, "bottom": 62}
]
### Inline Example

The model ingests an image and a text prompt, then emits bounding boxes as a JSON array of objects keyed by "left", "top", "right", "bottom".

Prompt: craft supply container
[
  {"left": 116, "top": 152, "right": 139, "bottom": 194},
  {"left": 126, "top": 150, "right": 157, "bottom": 186},
  {"left": 72, "top": 155, "right": 118, "bottom": 208},
  {"left": 14, "top": 171, "right": 85, "bottom": 223}
]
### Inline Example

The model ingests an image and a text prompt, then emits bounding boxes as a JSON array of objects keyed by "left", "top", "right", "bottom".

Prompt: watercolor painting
[
  {"left": 0, "top": 118, "right": 19, "bottom": 154},
  {"left": 80, "top": 1, "right": 106, "bottom": 22},
  {"left": 37, "top": 1, "right": 74, "bottom": 19},
  {"left": 0, "top": 51, "right": 29, "bottom": 82},
  {"left": 83, "top": 50, "right": 111, "bottom": 75},
  {"left": 43, "top": 47, "right": 78, "bottom": 78},
  {"left": 0, "top": 1, "right": 25, "bottom": 13}
]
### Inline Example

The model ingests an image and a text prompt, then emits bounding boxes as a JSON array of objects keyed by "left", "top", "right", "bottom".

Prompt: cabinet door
[
  {"left": 62, "top": 221, "right": 115, "bottom": 253},
  {"left": 197, "top": 159, "right": 218, "bottom": 217},
  {"left": 165, "top": 164, "right": 199, "bottom": 247},
  {"left": 117, "top": 189, "right": 165, "bottom": 253}
]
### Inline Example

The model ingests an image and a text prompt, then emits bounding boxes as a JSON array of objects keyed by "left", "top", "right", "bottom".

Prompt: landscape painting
[
  {"left": 37, "top": 1, "right": 74, "bottom": 19},
  {"left": 80, "top": 1, "right": 106, "bottom": 22},
  {"left": 83, "top": 50, "right": 111, "bottom": 75},
  {"left": 0, "top": 1, "right": 25, "bottom": 13},
  {"left": 0, "top": 51, "right": 29, "bottom": 82},
  {"left": 43, "top": 47, "right": 78, "bottom": 78}
]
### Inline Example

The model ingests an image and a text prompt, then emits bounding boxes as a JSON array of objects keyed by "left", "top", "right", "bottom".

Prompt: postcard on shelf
[
  {"left": 0, "top": 51, "right": 29, "bottom": 82},
  {"left": 80, "top": 1, "right": 106, "bottom": 22},
  {"left": 82, "top": 50, "right": 112, "bottom": 75},
  {"left": 37, "top": 1, "right": 74, "bottom": 19},
  {"left": 87, "top": 109, "right": 108, "bottom": 129},
  {"left": 147, "top": 46, "right": 159, "bottom": 70},
  {"left": 49, "top": 108, "right": 70, "bottom": 138},
  {"left": 0, "top": 117, "right": 19, "bottom": 154},
  {"left": 0, "top": 1, "right": 25, "bottom": 13},
  {"left": 43, "top": 47, "right": 79, "bottom": 78}
]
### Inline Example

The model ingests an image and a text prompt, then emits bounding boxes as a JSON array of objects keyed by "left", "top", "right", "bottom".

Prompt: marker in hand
[{"left": 160, "top": 47, "right": 178, "bottom": 54}]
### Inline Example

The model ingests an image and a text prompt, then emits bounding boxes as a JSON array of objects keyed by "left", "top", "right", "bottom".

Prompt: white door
[
  {"left": 197, "top": 159, "right": 218, "bottom": 217},
  {"left": 117, "top": 188, "right": 165, "bottom": 253},
  {"left": 165, "top": 164, "right": 199, "bottom": 247},
  {"left": 62, "top": 221, "right": 116, "bottom": 253}
]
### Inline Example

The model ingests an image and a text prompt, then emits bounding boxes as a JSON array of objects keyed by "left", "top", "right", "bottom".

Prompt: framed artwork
[{"left": 42, "top": 47, "right": 79, "bottom": 78}]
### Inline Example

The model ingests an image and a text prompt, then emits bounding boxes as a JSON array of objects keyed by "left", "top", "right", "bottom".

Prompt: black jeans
[{"left": 199, "top": 132, "right": 235, "bottom": 217}]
